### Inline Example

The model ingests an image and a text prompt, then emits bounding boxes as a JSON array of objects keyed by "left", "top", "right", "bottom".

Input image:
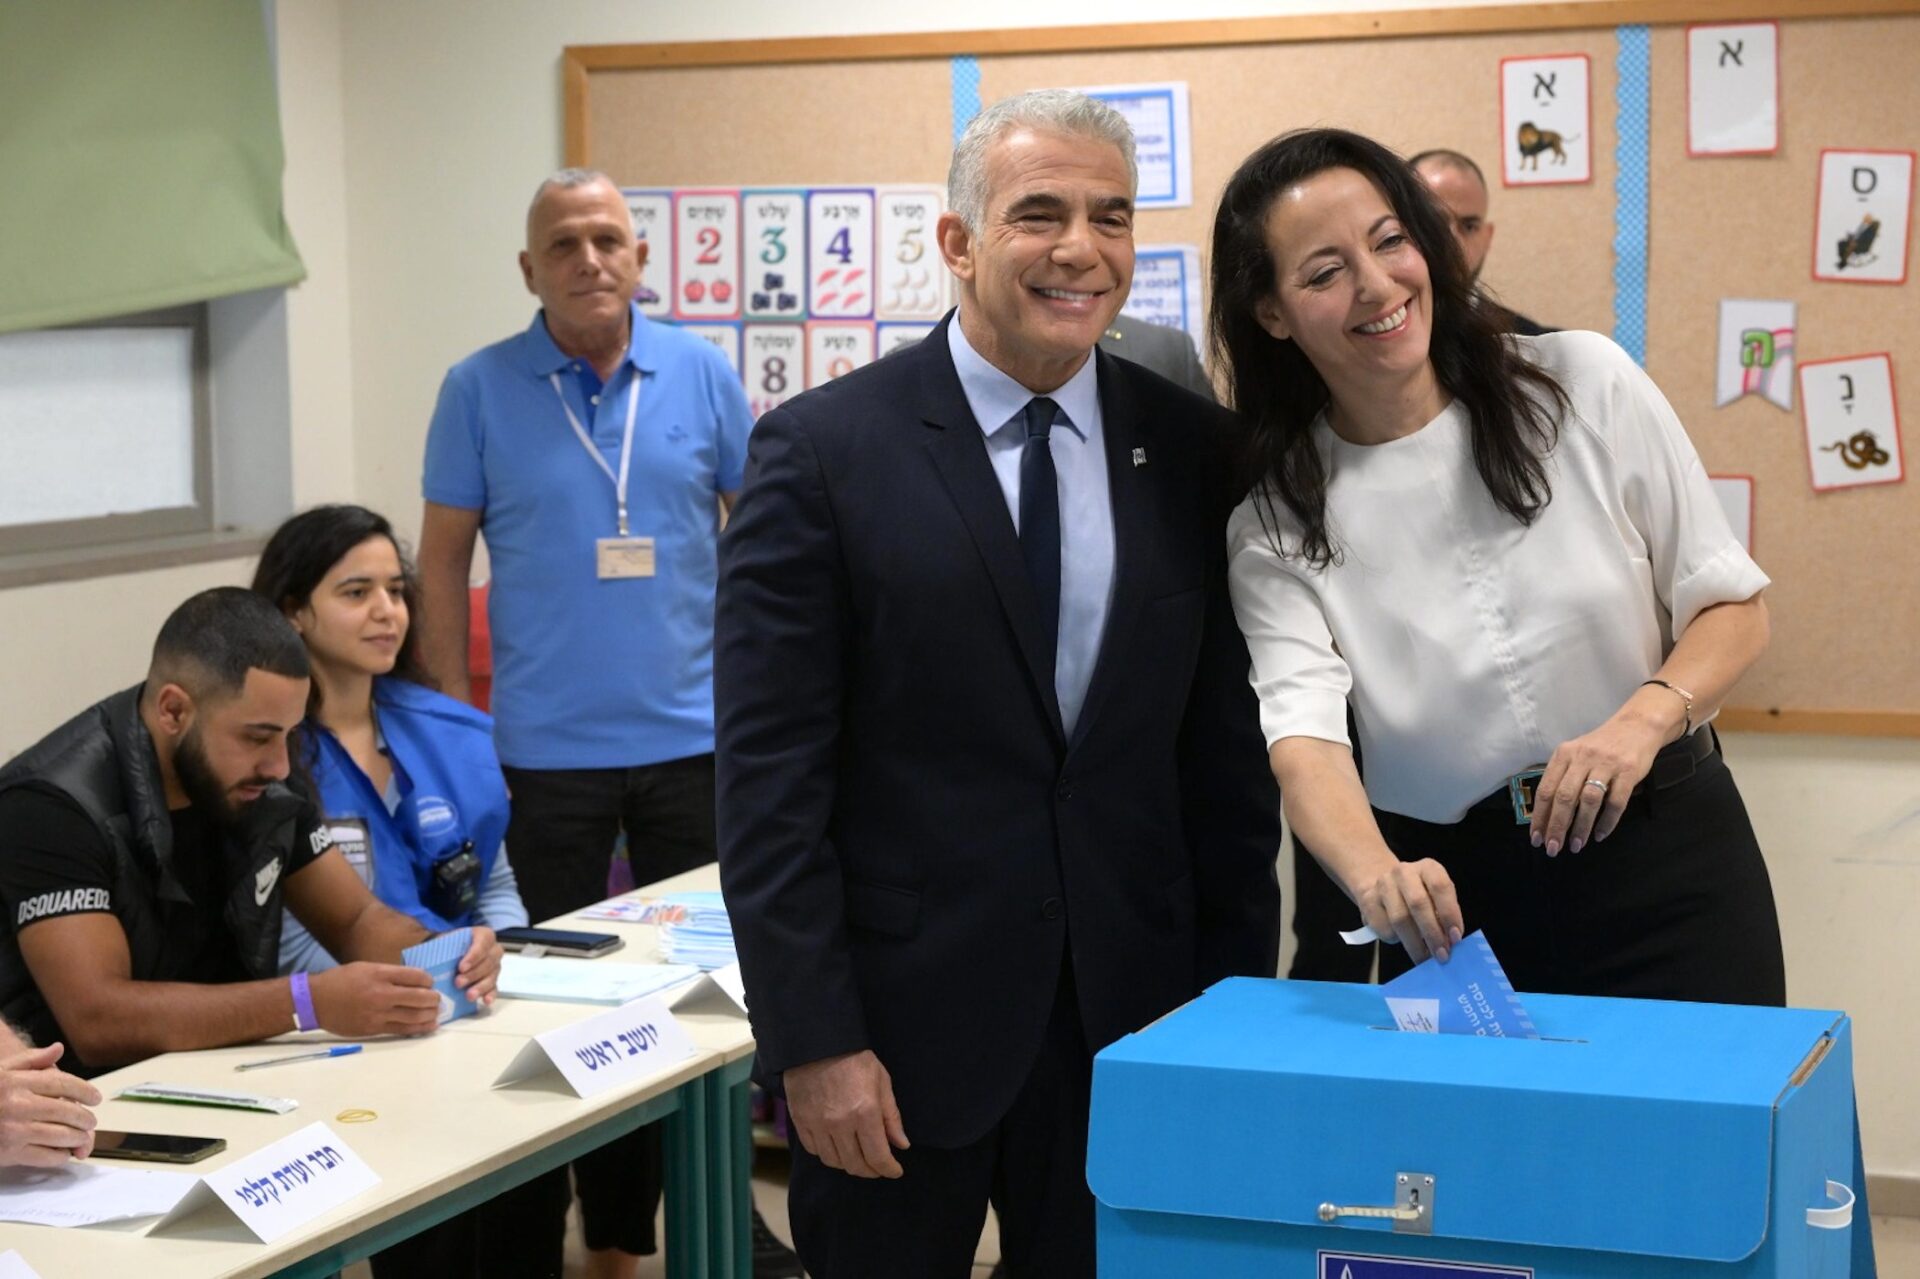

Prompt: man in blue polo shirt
[{"left": 416, "top": 169, "right": 796, "bottom": 1279}]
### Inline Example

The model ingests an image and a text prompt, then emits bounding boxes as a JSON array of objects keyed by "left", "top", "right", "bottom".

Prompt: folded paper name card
[
  {"left": 492, "top": 995, "right": 696, "bottom": 1098},
  {"left": 149, "top": 1121, "right": 378, "bottom": 1243},
  {"left": 0, "top": 1251, "right": 42, "bottom": 1279}
]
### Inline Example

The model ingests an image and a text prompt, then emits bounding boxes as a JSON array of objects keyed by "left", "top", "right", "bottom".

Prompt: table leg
[
  {"left": 705, "top": 1059, "right": 755, "bottom": 1278},
  {"left": 666, "top": 1076, "right": 711, "bottom": 1279}
]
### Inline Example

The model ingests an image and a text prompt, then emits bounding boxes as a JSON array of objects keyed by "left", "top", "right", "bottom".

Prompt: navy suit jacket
[{"left": 715, "top": 312, "right": 1280, "bottom": 1147}]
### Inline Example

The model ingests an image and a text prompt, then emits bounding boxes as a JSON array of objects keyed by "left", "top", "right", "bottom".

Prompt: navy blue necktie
[{"left": 1019, "top": 396, "right": 1062, "bottom": 669}]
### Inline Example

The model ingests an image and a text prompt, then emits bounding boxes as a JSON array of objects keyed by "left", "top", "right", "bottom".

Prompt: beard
[{"left": 173, "top": 727, "right": 270, "bottom": 830}]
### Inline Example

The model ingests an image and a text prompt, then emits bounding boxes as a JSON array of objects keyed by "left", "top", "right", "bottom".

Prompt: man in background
[
  {"left": 416, "top": 169, "right": 798, "bottom": 1279},
  {"left": 1100, "top": 313, "right": 1213, "bottom": 400},
  {"left": 1411, "top": 148, "right": 1554, "bottom": 336}
]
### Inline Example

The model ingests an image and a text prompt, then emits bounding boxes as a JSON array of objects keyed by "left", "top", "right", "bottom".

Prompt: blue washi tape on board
[
  {"left": 951, "top": 55, "right": 982, "bottom": 144},
  {"left": 1612, "top": 24, "right": 1651, "bottom": 367}
]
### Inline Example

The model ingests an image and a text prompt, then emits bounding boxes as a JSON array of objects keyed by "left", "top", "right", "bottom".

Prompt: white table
[{"left": 1, "top": 865, "right": 757, "bottom": 1278}]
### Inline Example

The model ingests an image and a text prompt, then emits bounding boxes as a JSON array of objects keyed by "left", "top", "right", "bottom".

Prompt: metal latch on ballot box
[{"left": 1317, "top": 1171, "right": 1435, "bottom": 1235}]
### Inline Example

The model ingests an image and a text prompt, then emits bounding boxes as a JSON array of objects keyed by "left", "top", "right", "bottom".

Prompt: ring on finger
[{"left": 1583, "top": 777, "right": 1609, "bottom": 795}]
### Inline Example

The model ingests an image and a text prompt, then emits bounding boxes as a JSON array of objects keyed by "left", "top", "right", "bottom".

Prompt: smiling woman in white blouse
[{"left": 1209, "top": 128, "right": 1784, "bottom": 1005}]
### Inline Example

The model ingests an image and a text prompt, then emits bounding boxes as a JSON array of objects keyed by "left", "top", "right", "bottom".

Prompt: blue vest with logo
[{"left": 306, "top": 679, "right": 509, "bottom": 934}]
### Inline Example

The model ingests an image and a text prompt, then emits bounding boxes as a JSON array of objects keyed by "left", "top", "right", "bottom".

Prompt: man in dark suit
[
  {"left": 715, "top": 90, "right": 1281, "bottom": 1277},
  {"left": 1100, "top": 313, "right": 1214, "bottom": 400}
]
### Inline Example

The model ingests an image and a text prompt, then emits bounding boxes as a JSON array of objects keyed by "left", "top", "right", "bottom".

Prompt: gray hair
[
  {"left": 527, "top": 167, "right": 620, "bottom": 222},
  {"left": 947, "top": 90, "right": 1138, "bottom": 232}
]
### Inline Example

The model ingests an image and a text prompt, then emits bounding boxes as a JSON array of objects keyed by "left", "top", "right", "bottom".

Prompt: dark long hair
[
  {"left": 250, "top": 505, "right": 435, "bottom": 720},
  {"left": 1209, "top": 128, "right": 1568, "bottom": 567}
]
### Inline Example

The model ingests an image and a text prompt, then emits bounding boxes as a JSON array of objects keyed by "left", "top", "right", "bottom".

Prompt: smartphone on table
[
  {"left": 494, "top": 926, "right": 625, "bottom": 958},
  {"left": 90, "top": 1130, "right": 226, "bottom": 1164}
]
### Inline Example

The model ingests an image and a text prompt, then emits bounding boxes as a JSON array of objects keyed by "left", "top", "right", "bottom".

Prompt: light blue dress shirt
[{"left": 947, "top": 320, "right": 1116, "bottom": 736}]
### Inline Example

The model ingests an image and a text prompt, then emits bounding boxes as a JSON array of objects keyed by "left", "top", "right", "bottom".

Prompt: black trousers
[
  {"left": 788, "top": 959, "right": 1095, "bottom": 1279},
  {"left": 366, "top": 1172, "right": 571, "bottom": 1279},
  {"left": 501, "top": 754, "right": 720, "bottom": 1258},
  {"left": 1287, "top": 839, "right": 1376, "bottom": 982},
  {"left": 1288, "top": 713, "right": 1376, "bottom": 982},
  {"left": 1372, "top": 745, "right": 1786, "bottom": 1005}
]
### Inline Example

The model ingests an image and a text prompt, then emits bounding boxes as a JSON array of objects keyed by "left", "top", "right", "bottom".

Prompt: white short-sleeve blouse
[{"left": 1226, "top": 330, "right": 1768, "bottom": 823}]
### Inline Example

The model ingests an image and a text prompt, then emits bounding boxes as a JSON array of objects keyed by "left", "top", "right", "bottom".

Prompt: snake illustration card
[{"left": 1800, "top": 353, "right": 1903, "bottom": 491}]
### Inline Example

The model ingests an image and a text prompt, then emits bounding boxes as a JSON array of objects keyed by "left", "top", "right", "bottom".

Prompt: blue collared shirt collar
[
  {"left": 947, "top": 313, "right": 1100, "bottom": 443},
  {"left": 522, "top": 301, "right": 657, "bottom": 378}
]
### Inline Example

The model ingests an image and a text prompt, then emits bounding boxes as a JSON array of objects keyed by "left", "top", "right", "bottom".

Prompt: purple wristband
[{"left": 290, "top": 972, "right": 319, "bottom": 1032}]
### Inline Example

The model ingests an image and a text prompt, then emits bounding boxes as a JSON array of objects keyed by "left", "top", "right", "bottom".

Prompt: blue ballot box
[{"left": 1089, "top": 979, "right": 1859, "bottom": 1279}]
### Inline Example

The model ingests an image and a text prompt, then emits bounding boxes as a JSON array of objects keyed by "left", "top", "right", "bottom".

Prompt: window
[{"left": 0, "top": 306, "right": 212, "bottom": 557}]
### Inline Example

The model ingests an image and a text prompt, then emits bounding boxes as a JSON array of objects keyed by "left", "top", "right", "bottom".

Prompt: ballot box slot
[
  {"left": 1317, "top": 1171, "right": 1434, "bottom": 1236},
  {"left": 1366, "top": 1025, "right": 1588, "bottom": 1043}
]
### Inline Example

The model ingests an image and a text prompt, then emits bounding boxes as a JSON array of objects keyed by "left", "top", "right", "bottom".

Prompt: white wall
[{"left": 0, "top": 0, "right": 1912, "bottom": 1184}]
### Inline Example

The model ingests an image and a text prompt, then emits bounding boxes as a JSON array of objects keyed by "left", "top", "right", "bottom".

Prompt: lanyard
[{"left": 549, "top": 371, "right": 642, "bottom": 536}]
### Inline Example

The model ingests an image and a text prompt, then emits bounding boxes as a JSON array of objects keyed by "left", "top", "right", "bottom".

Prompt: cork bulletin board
[{"left": 565, "top": 0, "right": 1920, "bottom": 735}]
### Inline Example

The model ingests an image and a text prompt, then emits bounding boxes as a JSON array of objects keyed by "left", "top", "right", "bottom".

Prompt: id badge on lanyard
[{"left": 551, "top": 372, "right": 655, "bottom": 579}]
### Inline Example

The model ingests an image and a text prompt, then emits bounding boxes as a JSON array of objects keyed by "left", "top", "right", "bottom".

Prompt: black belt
[{"left": 1469, "top": 726, "right": 1718, "bottom": 819}]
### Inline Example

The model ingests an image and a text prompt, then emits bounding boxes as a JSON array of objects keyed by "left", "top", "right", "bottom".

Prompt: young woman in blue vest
[{"left": 253, "top": 505, "right": 547, "bottom": 1278}]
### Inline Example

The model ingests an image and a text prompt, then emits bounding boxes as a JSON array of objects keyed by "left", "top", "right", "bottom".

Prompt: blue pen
[{"left": 234, "top": 1044, "right": 365, "bottom": 1072}]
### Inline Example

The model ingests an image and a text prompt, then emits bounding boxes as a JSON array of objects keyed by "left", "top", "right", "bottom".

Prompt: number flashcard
[
  {"left": 807, "top": 189, "right": 876, "bottom": 320},
  {"left": 805, "top": 321, "right": 877, "bottom": 388},
  {"left": 673, "top": 190, "right": 742, "bottom": 321},
  {"left": 742, "top": 190, "right": 807, "bottom": 320},
  {"left": 876, "top": 187, "right": 948, "bottom": 322},
  {"left": 1500, "top": 55, "right": 1592, "bottom": 186},
  {"left": 622, "top": 189, "right": 674, "bottom": 317},
  {"left": 680, "top": 323, "right": 743, "bottom": 376},
  {"left": 744, "top": 324, "right": 805, "bottom": 419},
  {"left": 877, "top": 322, "right": 936, "bottom": 358}
]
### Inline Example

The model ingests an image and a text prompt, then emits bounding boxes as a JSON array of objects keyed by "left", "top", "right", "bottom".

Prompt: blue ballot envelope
[{"left": 1089, "top": 979, "right": 1858, "bottom": 1279}]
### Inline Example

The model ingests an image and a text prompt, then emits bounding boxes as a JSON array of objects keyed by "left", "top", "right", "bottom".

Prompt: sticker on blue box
[
  {"left": 1379, "top": 930, "right": 1538, "bottom": 1039},
  {"left": 1320, "top": 1251, "right": 1533, "bottom": 1279},
  {"left": 402, "top": 927, "right": 478, "bottom": 1024}
]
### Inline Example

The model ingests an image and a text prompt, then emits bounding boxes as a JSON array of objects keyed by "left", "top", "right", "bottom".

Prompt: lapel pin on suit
[{"left": 1132, "top": 447, "right": 1147, "bottom": 467}]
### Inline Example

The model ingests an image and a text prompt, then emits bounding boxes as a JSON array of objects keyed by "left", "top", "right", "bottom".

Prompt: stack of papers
[
  {"left": 499, "top": 956, "right": 701, "bottom": 1006},
  {"left": 658, "top": 891, "right": 736, "bottom": 970},
  {"left": 0, "top": 1162, "right": 197, "bottom": 1228}
]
